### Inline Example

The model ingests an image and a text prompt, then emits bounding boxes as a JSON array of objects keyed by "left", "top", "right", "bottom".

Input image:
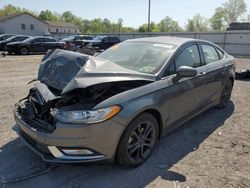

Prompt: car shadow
[{"left": 0, "top": 102, "right": 234, "bottom": 188}]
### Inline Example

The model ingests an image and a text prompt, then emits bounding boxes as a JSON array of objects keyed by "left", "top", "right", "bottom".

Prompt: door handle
[
  {"left": 222, "top": 64, "right": 231, "bottom": 68},
  {"left": 199, "top": 71, "right": 206, "bottom": 75},
  {"left": 197, "top": 71, "right": 208, "bottom": 79}
]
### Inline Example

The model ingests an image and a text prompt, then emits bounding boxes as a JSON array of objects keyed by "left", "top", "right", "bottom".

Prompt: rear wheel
[
  {"left": 116, "top": 113, "right": 159, "bottom": 167},
  {"left": 217, "top": 80, "right": 233, "bottom": 109},
  {"left": 20, "top": 47, "right": 29, "bottom": 55}
]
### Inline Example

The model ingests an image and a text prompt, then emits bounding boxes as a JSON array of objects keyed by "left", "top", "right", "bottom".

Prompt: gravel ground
[{"left": 0, "top": 55, "right": 249, "bottom": 188}]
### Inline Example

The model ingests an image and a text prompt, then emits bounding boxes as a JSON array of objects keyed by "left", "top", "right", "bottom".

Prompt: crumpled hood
[{"left": 38, "top": 49, "right": 156, "bottom": 94}]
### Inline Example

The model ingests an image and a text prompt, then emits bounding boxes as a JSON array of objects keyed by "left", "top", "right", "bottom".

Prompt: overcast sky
[{"left": 1, "top": 0, "right": 250, "bottom": 28}]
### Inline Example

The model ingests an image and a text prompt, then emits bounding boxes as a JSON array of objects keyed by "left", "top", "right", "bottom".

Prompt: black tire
[
  {"left": 116, "top": 113, "right": 159, "bottom": 167},
  {"left": 217, "top": 79, "right": 233, "bottom": 109},
  {"left": 20, "top": 47, "right": 29, "bottom": 55}
]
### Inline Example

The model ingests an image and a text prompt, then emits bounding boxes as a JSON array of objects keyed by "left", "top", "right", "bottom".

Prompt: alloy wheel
[
  {"left": 126, "top": 121, "right": 156, "bottom": 164},
  {"left": 21, "top": 48, "right": 28, "bottom": 55}
]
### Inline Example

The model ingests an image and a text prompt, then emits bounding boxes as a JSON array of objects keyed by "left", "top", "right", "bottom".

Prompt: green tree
[
  {"left": 39, "top": 10, "right": 58, "bottom": 21},
  {"left": 186, "top": 14, "right": 209, "bottom": 32},
  {"left": 223, "top": 0, "right": 247, "bottom": 23},
  {"left": 210, "top": 7, "right": 227, "bottom": 31},
  {"left": 138, "top": 24, "right": 148, "bottom": 32},
  {"left": 121, "top": 27, "right": 136, "bottom": 33},
  {"left": 90, "top": 18, "right": 104, "bottom": 33},
  {"left": 81, "top": 19, "right": 92, "bottom": 33},
  {"left": 117, "top": 18, "right": 123, "bottom": 33},
  {"left": 158, "top": 16, "right": 182, "bottom": 32},
  {"left": 0, "top": 4, "right": 21, "bottom": 16},
  {"left": 138, "top": 22, "right": 159, "bottom": 32},
  {"left": 103, "top": 18, "right": 112, "bottom": 32},
  {"left": 61, "top": 11, "right": 75, "bottom": 23}
]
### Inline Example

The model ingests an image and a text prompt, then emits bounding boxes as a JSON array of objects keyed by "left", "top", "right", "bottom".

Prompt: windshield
[
  {"left": 98, "top": 41, "right": 176, "bottom": 74},
  {"left": 22, "top": 37, "right": 33, "bottom": 42},
  {"left": 5, "top": 36, "right": 17, "bottom": 42}
]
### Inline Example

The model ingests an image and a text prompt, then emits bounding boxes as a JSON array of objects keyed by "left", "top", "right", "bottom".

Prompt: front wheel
[
  {"left": 116, "top": 113, "right": 159, "bottom": 167},
  {"left": 217, "top": 80, "right": 233, "bottom": 109},
  {"left": 20, "top": 47, "right": 29, "bottom": 55}
]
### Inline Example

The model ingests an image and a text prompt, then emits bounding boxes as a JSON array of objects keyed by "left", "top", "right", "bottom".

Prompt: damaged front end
[
  {"left": 17, "top": 79, "right": 151, "bottom": 130},
  {"left": 14, "top": 49, "right": 155, "bottom": 162},
  {"left": 16, "top": 49, "right": 155, "bottom": 132}
]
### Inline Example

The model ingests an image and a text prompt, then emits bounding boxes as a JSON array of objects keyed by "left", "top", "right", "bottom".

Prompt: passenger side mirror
[{"left": 176, "top": 66, "right": 197, "bottom": 77}]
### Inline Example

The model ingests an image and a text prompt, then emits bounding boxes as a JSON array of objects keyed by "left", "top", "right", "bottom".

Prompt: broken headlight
[{"left": 51, "top": 105, "right": 121, "bottom": 124}]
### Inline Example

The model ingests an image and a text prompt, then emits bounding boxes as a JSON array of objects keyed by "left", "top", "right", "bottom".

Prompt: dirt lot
[{"left": 0, "top": 55, "right": 249, "bottom": 188}]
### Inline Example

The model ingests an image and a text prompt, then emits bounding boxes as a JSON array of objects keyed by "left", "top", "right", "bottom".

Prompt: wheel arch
[
  {"left": 121, "top": 108, "right": 164, "bottom": 140},
  {"left": 229, "top": 76, "right": 234, "bottom": 86},
  {"left": 19, "top": 46, "right": 30, "bottom": 52},
  {"left": 114, "top": 108, "right": 164, "bottom": 164},
  {"left": 143, "top": 109, "right": 163, "bottom": 139}
]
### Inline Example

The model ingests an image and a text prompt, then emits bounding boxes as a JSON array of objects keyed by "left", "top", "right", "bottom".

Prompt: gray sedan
[{"left": 14, "top": 37, "right": 235, "bottom": 167}]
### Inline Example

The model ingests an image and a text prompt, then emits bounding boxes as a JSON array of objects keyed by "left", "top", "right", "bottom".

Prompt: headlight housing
[{"left": 51, "top": 105, "right": 121, "bottom": 124}]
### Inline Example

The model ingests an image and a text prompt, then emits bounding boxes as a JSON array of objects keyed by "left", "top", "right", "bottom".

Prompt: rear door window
[
  {"left": 20, "top": 37, "right": 28, "bottom": 40},
  {"left": 33, "top": 38, "right": 44, "bottom": 43},
  {"left": 17, "top": 37, "right": 22, "bottom": 41},
  {"left": 44, "top": 38, "right": 56, "bottom": 42},
  {"left": 102, "top": 37, "right": 109, "bottom": 42},
  {"left": 81, "top": 36, "right": 93, "bottom": 40},
  {"left": 74, "top": 36, "right": 81, "bottom": 40},
  {"left": 201, "top": 44, "right": 220, "bottom": 64}
]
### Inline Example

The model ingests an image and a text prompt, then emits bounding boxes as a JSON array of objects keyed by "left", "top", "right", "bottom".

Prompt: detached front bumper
[{"left": 14, "top": 103, "right": 125, "bottom": 163}]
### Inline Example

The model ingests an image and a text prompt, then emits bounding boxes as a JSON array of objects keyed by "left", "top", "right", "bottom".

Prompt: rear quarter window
[
  {"left": 201, "top": 44, "right": 220, "bottom": 64},
  {"left": 216, "top": 48, "right": 225, "bottom": 59}
]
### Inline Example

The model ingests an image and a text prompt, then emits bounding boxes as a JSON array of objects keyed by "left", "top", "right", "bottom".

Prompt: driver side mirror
[
  {"left": 172, "top": 66, "right": 197, "bottom": 83},
  {"left": 176, "top": 66, "right": 197, "bottom": 77}
]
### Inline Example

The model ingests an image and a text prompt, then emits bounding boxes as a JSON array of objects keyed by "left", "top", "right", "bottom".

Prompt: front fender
[
  {"left": 113, "top": 96, "right": 164, "bottom": 127},
  {"left": 94, "top": 79, "right": 172, "bottom": 127}
]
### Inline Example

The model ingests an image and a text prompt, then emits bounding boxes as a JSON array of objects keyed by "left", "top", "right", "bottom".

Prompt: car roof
[
  {"left": 95, "top": 36, "right": 106, "bottom": 38},
  {"left": 32, "top": 36, "right": 55, "bottom": 39},
  {"left": 127, "top": 36, "right": 198, "bottom": 46},
  {"left": 15, "top": 35, "right": 30, "bottom": 37},
  {"left": 0, "top": 34, "right": 15, "bottom": 36},
  {"left": 73, "top": 35, "right": 92, "bottom": 37}
]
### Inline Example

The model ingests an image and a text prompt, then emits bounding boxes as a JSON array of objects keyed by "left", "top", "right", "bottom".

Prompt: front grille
[
  {"left": 18, "top": 105, "right": 55, "bottom": 133},
  {"left": 17, "top": 88, "right": 57, "bottom": 133}
]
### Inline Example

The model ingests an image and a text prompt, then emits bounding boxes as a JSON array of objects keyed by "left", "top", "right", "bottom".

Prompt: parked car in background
[
  {"left": 0, "top": 35, "right": 30, "bottom": 51},
  {"left": 87, "top": 36, "right": 120, "bottom": 50},
  {"left": 61, "top": 35, "right": 93, "bottom": 47},
  {"left": 0, "top": 34, "right": 15, "bottom": 42},
  {"left": 226, "top": 22, "right": 250, "bottom": 31},
  {"left": 6, "top": 36, "right": 65, "bottom": 55},
  {"left": 14, "top": 37, "right": 235, "bottom": 167}
]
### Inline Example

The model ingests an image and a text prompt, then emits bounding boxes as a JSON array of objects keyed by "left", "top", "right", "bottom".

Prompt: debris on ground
[{"left": 235, "top": 69, "right": 250, "bottom": 80}]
